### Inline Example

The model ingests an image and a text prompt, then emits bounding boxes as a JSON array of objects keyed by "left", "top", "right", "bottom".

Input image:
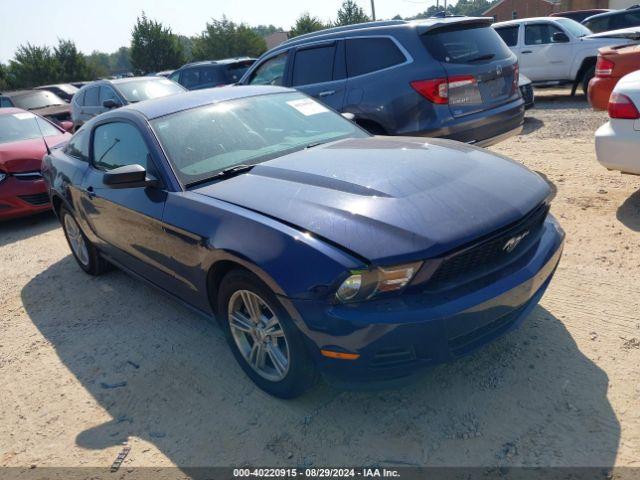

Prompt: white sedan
[{"left": 595, "top": 70, "right": 640, "bottom": 175}]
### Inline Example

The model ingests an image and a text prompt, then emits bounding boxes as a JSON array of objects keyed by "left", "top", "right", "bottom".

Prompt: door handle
[
  {"left": 85, "top": 186, "right": 96, "bottom": 198},
  {"left": 522, "top": 50, "right": 533, "bottom": 54},
  {"left": 318, "top": 90, "right": 336, "bottom": 97}
]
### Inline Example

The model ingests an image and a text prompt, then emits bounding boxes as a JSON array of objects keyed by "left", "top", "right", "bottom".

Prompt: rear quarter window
[
  {"left": 495, "top": 26, "right": 519, "bottom": 47},
  {"left": 422, "top": 24, "right": 513, "bottom": 64},
  {"left": 345, "top": 37, "right": 406, "bottom": 77}
]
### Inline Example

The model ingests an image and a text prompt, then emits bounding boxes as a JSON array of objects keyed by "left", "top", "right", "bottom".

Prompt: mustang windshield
[{"left": 151, "top": 92, "right": 368, "bottom": 187}]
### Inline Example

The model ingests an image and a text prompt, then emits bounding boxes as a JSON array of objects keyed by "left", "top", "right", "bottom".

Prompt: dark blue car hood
[{"left": 193, "top": 137, "right": 550, "bottom": 264}]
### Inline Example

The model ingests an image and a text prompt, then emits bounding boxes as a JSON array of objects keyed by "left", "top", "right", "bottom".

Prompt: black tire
[
  {"left": 217, "top": 269, "right": 317, "bottom": 398},
  {"left": 60, "top": 207, "right": 109, "bottom": 276},
  {"left": 582, "top": 65, "right": 595, "bottom": 96}
]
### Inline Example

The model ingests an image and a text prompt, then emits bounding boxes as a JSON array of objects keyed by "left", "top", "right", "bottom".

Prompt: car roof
[
  {"left": 181, "top": 57, "right": 255, "bottom": 69},
  {"left": 1, "top": 90, "right": 36, "bottom": 98},
  {"left": 35, "top": 84, "right": 75, "bottom": 89},
  {"left": 0, "top": 107, "right": 27, "bottom": 115},
  {"left": 122, "top": 85, "right": 294, "bottom": 120},
  {"left": 493, "top": 17, "right": 565, "bottom": 27},
  {"left": 279, "top": 17, "right": 491, "bottom": 48},
  {"left": 585, "top": 6, "right": 640, "bottom": 20}
]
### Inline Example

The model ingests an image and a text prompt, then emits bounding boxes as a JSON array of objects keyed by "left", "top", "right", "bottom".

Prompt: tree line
[{"left": 0, "top": 0, "right": 497, "bottom": 91}]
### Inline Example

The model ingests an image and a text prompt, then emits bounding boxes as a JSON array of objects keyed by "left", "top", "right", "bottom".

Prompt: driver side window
[
  {"left": 248, "top": 52, "right": 288, "bottom": 86},
  {"left": 92, "top": 122, "right": 150, "bottom": 171},
  {"left": 524, "top": 24, "right": 564, "bottom": 45}
]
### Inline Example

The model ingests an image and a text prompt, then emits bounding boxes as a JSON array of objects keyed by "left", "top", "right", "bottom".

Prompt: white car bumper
[{"left": 595, "top": 119, "right": 640, "bottom": 175}]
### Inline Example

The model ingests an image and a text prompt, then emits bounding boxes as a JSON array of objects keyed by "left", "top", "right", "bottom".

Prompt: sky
[{"left": 0, "top": 0, "right": 442, "bottom": 63}]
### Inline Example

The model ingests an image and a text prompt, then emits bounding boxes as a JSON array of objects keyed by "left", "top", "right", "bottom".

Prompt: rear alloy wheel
[
  {"left": 60, "top": 208, "right": 109, "bottom": 276},
  {"left": 218, "top": 270, "right": 317, "bottom": 398}
]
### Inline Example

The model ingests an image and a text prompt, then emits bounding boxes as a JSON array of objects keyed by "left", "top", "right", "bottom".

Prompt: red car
[
  {"left": 588, "top": 44, "right": 640, "bottom": 110},
  {"left": 0, "top": 108, "right": 71, "bottom": 220}
]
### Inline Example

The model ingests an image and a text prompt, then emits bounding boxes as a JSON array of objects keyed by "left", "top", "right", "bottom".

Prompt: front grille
[
  {"left": 448, "top": 303, "right": 527, "bottom": 356},
  {"left": 18, "top": 193, "right": 50, "bottom": 206},
  {"left": 14, "top": 172, "right": 42, "bottom": 181},
  {"left": 370, "top": 346, "right": 417, "bottom": 369},
  {"left": 428, "top": 203, "right": 549, "bottom": 288}
]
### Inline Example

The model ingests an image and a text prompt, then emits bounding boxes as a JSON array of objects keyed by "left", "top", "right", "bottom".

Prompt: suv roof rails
[
  {"left": 281, "top": 20, "right": 406, "bottom": 45},
  {"left": 182, "top": 56, "right": 253, "bottom": 68}
]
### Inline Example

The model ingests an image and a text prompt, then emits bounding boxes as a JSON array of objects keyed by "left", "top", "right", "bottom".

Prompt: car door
[
  {"left": 290, "top": 41, "right": 347, "bottom": 111},
  {"left": 79, "top": 86, "right": 102, "bottom": 123},
  {"left": 520, "top": 22, "right": 573, "bottom": 81},
  {"left": 99, "top": 85, "right": 123, "bottom": 110},
  {"left": 78, "top": 119, "right": 168, "bottom": 277}
]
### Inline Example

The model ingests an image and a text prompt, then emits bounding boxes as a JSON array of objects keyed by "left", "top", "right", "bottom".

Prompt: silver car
[{"left": 71, "top": 77, "right": 186, "bottom": 130}]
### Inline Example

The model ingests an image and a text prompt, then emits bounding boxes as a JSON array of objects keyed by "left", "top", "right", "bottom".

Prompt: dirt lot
[{"left": 1, "top": 89, "right": 639, "bottom": 473}]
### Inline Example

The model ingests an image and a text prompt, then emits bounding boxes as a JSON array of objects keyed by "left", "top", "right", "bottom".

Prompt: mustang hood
[
  {"left": 194, "top": 137, "right": 550, "bottom": 263},
  {"left": 0, "top": 134, "right": 69, "bottom": 173}
]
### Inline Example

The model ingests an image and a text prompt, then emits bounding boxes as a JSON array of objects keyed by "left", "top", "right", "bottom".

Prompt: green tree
[
  {"left": 192, "top": 16, "right": 267, "bottom": 61},
  {"left": 86, "top": 51, "right": 111, "bottom": 78},
  {"left": 54, "top": 39, "right": 89, "bottom": 81},
  {"left": 335, "top": 0, "right": 370, "bottom": 26},
  {"left": 252, "top": 24, "right": 279, "bottom": 37},
  {"left": 0, "top": 63, "right": 10, "bottom": 90},
  {"left": 130, "top": 12, "right": 185, "bottom": 74},
  {"left": 289, "top": 12, "right": 327, "bottom": 38},
  {"left": 109, "top": 47, "right": 133, "bottom": 74},
  {"left": 8, "top": 43, "right": 58, "bottom": 88}
]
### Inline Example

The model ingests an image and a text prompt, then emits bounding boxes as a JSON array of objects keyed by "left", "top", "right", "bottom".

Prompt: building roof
[{"left": 125, "top": 85, "right": 294, "bottom": 120}]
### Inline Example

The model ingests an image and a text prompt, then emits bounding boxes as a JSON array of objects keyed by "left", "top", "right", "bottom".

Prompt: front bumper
[
  {"left": 290, "top": 215, "right": 564, "bottom": 385},
  {"left": 0, "top": 175, "right": 51, "bottom": 221}
]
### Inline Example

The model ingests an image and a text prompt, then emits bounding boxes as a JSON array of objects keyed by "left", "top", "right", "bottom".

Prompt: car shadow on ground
[
  {"left": 616, "top": 189, "right": 640, "bottom": 232},
  {"left": 21, "top": 256, "right": 620, "bottom": 470},
  {"left": 0, "top": 211, "right": 58, "bottom": 248},
  {"left": 521, "top": 117, "right": 544, "bottom": 136}
]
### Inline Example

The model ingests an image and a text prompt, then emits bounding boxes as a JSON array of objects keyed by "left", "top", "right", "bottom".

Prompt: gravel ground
[{"left": 1, "top": 89, "right": 639, "bottom": 473}]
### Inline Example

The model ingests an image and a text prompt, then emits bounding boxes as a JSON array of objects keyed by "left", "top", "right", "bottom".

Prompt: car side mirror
[
  {"left": 60, "top": 120, "right": 74, "bottom": 133},
  {"left": 103, "top": 164, "right": 159, "bottom": 189},
  {"left": 102, "top": 99, "right": 121, "bottom": 109},
  {"left": 341, "top": 112, "right": 356, "bottom": 121},
  {"left": 552, "top": 32, "right": 570, "bottom": 43}
]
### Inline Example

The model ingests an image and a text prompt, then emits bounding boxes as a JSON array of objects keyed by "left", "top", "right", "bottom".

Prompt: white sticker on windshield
[
  {"left": 13, "top": 112, "right": 35, "bottom": 120},
  {"left": 286, "top": 99, "right": 328, "bottom": 116}
]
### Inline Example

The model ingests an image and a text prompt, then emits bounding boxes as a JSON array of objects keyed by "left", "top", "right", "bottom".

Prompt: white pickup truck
[{"left": 492, "top": 17, "right": 635, "bottom": 94}]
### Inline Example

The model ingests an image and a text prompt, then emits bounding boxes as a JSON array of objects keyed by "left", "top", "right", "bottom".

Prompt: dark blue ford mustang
[{"left": 42, "top": 86, "right": 564, "bottom": 398}]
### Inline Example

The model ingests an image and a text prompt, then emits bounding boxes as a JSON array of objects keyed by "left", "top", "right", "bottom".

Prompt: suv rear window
[
  {"left": 422, "top": 24, "right": 513, "bottom": 64},
  {"left": 345, "top": 37, "right": 406, "bottom": 77}
]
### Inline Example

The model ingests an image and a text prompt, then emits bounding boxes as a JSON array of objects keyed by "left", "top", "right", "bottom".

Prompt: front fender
[{"left": 163, "top": 192, "right": 366, "bottom": 302}]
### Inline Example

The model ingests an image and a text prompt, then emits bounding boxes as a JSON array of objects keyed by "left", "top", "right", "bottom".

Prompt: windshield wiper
[
  {"left": 305, "top": 140, "right": 332, "bottom": 149},
  {"left": 186, "top": 164, "right": 255, "bottom": 188},
  {"left": 468, "top": 53, "right": 495, "bottom": 62}
]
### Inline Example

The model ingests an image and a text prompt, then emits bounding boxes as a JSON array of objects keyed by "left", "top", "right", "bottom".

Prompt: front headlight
[
  {"left": 335, "top": 262, "right": 422, "bottom": 303},
  {"left": 0, "top": 173, "right": 6, "bottom": 183}
]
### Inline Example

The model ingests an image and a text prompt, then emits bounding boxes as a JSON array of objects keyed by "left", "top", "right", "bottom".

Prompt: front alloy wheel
[
  {"left": 218, "top": 270, "right": 317, "bottom": 398},
  {"left": 228, "top": 290, "right": 290, "bottom": 381}
]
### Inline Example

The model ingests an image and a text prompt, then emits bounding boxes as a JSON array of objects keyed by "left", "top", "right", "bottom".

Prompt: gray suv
[
  {"left": 239, "top": 18, "right": 524, "bottom": 146},
  {"left": 71, "top": 77, "right": 185, "bottom": 129}
]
